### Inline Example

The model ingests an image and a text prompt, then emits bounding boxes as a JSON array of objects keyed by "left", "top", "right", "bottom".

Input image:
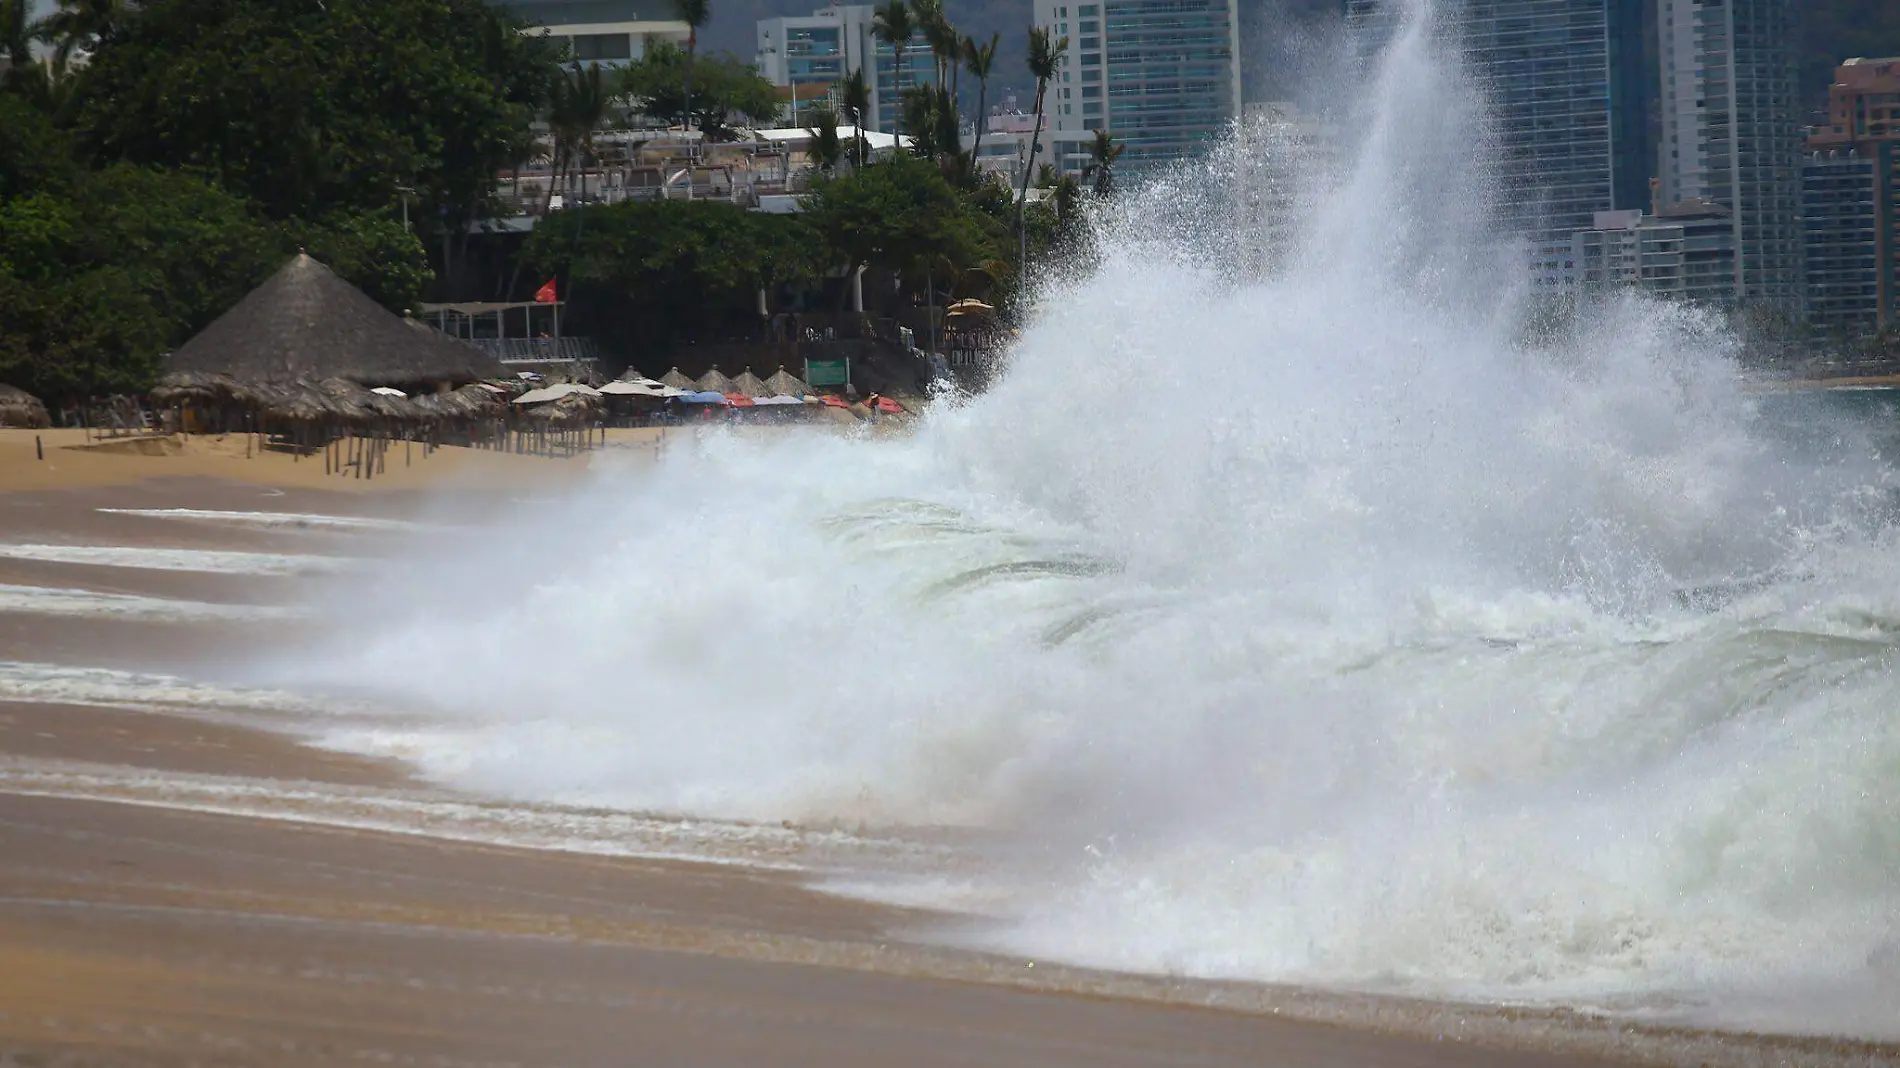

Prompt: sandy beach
[{"left": 1, "top": 440, "right": 1894, "bottom": 1068}]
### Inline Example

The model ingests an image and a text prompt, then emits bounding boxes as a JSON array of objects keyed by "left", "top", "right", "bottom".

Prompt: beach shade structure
[
  {"left": 945, "top": 298, "right": 996, "bottom": 319},
  {"left": 370, "top": 387, "right": 407, "bottom": 398},
  {"left": 820, "top": 395, "right": 850, "bottom": 409},
  {"left": 678, "top": 391, "right": 728, "bottom": 404},
  {"left": 513, "top": 382, "right": 602, "bottom": 406},
  {"left": 754, "top": 394, "right": 804, "bottom": 406},
  {"left": 164, "top": 253, "right": 502, "bottom": 390},
  {"left": 598, "top": 380, "right": 668, "bottom": 397},
  {"left": 874, "top": 396, "right": 905, "bottom": 414},
  {"left": 763, "top": 366, "right": 811, "bottom": 397},
  {"left": 0, "top": 384, "right": 50, "bottom": 428},
  {"left": 722, "top": 393, "right": 757, "bottom": 408},
  {"left": 730, "top": 369, "right": 771, "bottom": 398},
  {"left": 695, "top": 367, "right": 737, "bottom": 395},
  {"left": 659, "top": 367, "right": 696, "bottom": 390}
]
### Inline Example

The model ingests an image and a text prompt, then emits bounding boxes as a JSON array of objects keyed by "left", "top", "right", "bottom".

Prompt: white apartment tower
[
  {"left": 1656, "top": 0, "right": 1803, "bottom": 308},
  {"left": 755, "top": 4, "right": 935, "bottom": 135},
  {"left": 1031, "top": 0, "right": 1242, "bottom": 173}
]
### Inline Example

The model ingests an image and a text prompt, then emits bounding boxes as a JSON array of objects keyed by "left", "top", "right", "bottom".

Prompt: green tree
[
  {"left": 286, "top": 211, "right": 433, "bottom": 315},
  {"left": 32, "top": 0, "right": 133, "bottom": 64},
  {"left": 673, "top": 0, "right": 710, "bottom": 130},
  {"left": 70, "top": 0, "right": 561, "bottom": 231},
  {"left": 961, "top": 32, "right": 998, "bottom": 182},
  {"left": 0, "top": 94, "right": 77, "bottom": 201},
  {"left": 620, "top": 45, "right": 778, "bottom": 135},
  {"left": 871, "top": 0, "right": 915, "bottom": 141},
  {"left": 803, "top": 152, "right": 999, "bottom": 295},
  {"left": 1017, "top": 25, "right": 1066, "bottom": 264},
  {"left": 522, "top": 200, "right": 819, "bottom": 364},
  {"left": 839, "top": 67, "right": 871, "bottom": 167},
  {"left": 806, "top": 103, "right": 845, "bottom": 172}
]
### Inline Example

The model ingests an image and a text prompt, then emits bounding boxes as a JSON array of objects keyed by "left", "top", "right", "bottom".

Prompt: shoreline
[{"left": 0, "top": 471, "right": 1894, "bottom": 1068}]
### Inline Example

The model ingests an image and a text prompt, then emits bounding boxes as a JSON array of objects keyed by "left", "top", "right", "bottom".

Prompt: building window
[
  {"left": 1082, "top": 53, "right": 1100, "bottom": 65},
  {"left": 1079, "top": 3, "right": 1097, "bottom": 12},
  {"left": 1080, "top": 20, "right": 1098, "bottom": 32},
  {"left": 1081, "top": 85, "right": 1100, "bottom": 98},
  {"left": 1084, "top": 118, "right": 1103, "bottom": 130},
  {"left": 1080, "top": 36, "right": 1099, "bottom": 49},
  {"left": 571, "top": 33, "right": 632, "bottom": 61},
  {"left": 1083, "top": 102, "right": 1101, "bottom": 115}
]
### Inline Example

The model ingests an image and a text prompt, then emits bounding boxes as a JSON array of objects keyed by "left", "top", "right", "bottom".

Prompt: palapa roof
[
  {"left": 0, "top": 383, "right": 50, "bottom": 429},
  {"left": 763, "top": 367, "right": 810, "bottom": 397},
  {"left": 695, "top": 366, "right": 737, "bottom": 394},
  {"left": 730, "top": 369, "right": 770, "bottom": 398},
  {"left": 659, "top": 368, "right": 696, "bottom": 390},
  {"left": 166, "top": 254, "right": 503, "bottom": 387}
]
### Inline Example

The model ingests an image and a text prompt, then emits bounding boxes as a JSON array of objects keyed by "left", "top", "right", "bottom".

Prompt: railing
[{"left": 470, "top": 338, "right": 603, "bottom": 364}]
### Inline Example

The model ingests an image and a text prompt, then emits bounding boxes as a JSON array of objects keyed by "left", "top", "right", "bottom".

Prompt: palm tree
[
  {"left": 1084, "top": 128, "right": 1123, "bottom": 198},
  {"left": 839, "top": 67, "right": 871, "bottom": 167},
  {"left": 961, "top": 32, "right": 997, "bottom": 182},
  {"left": 913, "top": 0, "right": 958, "bottom": 101},
  {"left": 32, "top": 0, "right": 129, "bottom": 65},
  {"left": 552, "top": 63, "right": 610, "bottom": 206},
  {"left": 1017, "top": 25, "right": 1067, "bottom": 265},
  {"left": 672, "top": 0, "right": 710, "bottom": 131},
  {"left": 805, "top": 104, "right": 844, "bottom": 172},
  {"left": 871, "top": 0, "right": 914, "bottom": 141},
  {"left": 1, "top": 0, "right": 31, "bottom": 72}
]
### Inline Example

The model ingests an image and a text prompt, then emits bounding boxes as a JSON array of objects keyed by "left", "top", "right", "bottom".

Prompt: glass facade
[
  {"left": 1803, "top": 145, "right": 1897, "bottom": 338},
  {"left": 1102, "top": 0, "right": 1240, "bottom": 166},
  {"left": 1694, "top": 0, "right": 1804, "bottom": 308},
  {"left": 1346, "top": 1, "right": 1653, "bottom": 249}
]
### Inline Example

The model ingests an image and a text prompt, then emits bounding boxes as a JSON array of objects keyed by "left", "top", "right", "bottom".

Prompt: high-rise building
[
  {"left": 1031, "top": 0, "right": 1243, "bottom": 173},
  {"left": 1344, "top": 1, "right": 1654, "bottom": 250},
  {"left": 1656, "top": 0, "right": 1803, "bottom": 309},
  {"left": 500, "top": 1, "right": 689, "bottom": 68},
  {"left": 1803, "top": 58, "right": 1900, "bottom": 340},
  {"left": 755, "top": 4, "right": 935, "bottom": 135},
  {"left": 1572, "top": 202, "right": 1738, "bottom": 304}
]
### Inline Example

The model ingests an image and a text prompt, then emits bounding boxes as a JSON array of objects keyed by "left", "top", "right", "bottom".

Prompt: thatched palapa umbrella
[
  {"left": 659, "top": 368, "right": 696, "bottom": 390},
  {"left": 763, "top": 366, "right": 811, "bottom": 397},
  {"left": 165, "top": 253, "right": 503, "bottom": 391},
  {"left": 730, "top": 369, "right": 770, "bottom": 398},
  {"left": 695, "top": 366, "right": 737, "bottom": 395},
  {"left": 0, "top": 384, "right": 50, "bottom": 429}
]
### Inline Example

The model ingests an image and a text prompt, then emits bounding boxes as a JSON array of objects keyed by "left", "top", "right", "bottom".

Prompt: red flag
[{"left": 533, "top": 279, "right": 558, "bottom": 303}]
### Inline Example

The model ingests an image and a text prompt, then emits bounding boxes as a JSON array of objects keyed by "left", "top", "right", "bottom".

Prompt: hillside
[{"left": 698, "top": 0, "right": 1900, "bottom": 114}]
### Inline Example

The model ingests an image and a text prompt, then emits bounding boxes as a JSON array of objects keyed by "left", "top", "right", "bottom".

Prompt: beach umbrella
[
  {"left": 370, "top": 386, "right": 407, "bottom": 397},
  {"left": 678, "top": 390, "right": 728, "bottom": 404},
  {"left": 874, "top": 396, "right": 905, "bottom": 414},
  {"left": 598, "top": 380, "right": 668, "bottom": 396},
  {"left": 723, "top": 393, "right": 757, "bottom": 408},
  {"left": 513, "top": 382, "right": 601, "bottom": 405},
  {"left": 755, "top": 394, "right": 804, "bottom": 406},
  {"left": 820, "top": 395, "right": 850, "bottom": 408},
  {"left": 659, "top": 368, "right": 696, "bottom": 390}
]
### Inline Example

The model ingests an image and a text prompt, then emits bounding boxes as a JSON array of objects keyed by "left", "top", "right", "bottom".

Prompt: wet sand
[{"left": 1, "top": 467, "right": 1895, "bottom": 1068}]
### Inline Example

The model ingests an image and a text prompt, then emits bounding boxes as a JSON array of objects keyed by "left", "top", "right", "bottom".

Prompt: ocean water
[{"left": 259, "top": 0, "right": 1899, "bottom": 1038}]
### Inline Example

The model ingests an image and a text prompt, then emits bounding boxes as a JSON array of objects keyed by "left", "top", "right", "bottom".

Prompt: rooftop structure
[
  {"left": 1571, "top": 201, "right": 1738, "bottom": 306},
  {"left": 1807, "top": 56, "right": 1900, "bottom": 152},
  {"left": 500, "top": 0, "right": 689, "bottom": 68}
]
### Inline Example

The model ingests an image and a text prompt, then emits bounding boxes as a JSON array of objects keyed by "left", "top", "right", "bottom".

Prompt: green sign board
[{"left": 805, "top": 358, "right": 849, "bottom": 387}]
